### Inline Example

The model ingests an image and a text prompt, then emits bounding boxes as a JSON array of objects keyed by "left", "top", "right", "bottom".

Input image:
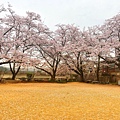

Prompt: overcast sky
[{"left": 1, "top": 0, "right": 120, "bottom": 30}]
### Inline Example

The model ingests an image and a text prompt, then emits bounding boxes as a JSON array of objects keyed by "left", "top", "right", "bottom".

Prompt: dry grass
[{"left": 0, "top": 82, "right": 120, "bottom": 120}]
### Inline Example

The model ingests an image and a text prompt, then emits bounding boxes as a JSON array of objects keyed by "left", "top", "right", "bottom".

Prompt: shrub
[{"left": 26, "top": 72, "right": 34, "bottom": 82}]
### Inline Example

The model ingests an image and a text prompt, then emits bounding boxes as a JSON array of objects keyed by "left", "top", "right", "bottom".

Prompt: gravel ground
[{"left": 0, "top": 82, "right": 120, "bottom": 120}]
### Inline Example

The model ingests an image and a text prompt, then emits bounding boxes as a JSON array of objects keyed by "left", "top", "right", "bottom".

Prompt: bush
[
  {"left": 56, "top": 78, "right": 67, "bottom": 83},
  {"left": 19, "top": 77, "right": 27, "bottom": 82},
  {"left": 26, "top": 72, "right": 34, "bottom": 81}
]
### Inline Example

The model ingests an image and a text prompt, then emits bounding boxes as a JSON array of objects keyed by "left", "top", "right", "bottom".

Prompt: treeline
[{"left": 0, "top": 4, "right": 120, "bottom": 82}]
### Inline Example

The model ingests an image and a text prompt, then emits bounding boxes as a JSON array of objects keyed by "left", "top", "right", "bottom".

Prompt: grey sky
[{"left": 1, "top": 0, "right": 120, "bottom": 30}]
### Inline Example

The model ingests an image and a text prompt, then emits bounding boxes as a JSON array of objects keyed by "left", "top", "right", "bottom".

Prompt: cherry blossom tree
[
  {"left": 83, "top": 25, "right": 115, "bottom": 81},
  {"left": 0, "top": 4, "right": 16, "bottom": 67},
  {"left": 33, "top": 31, "right": 62, "bottom": 82},
  {"left": 1, "top": 4, "right": 49, "bottom": 80},
  {"left": 100, "top": 13, "right": 120, "bottom": 69},
  {"left": 55, "top": 24, "right": 92, "bottom": 82}
]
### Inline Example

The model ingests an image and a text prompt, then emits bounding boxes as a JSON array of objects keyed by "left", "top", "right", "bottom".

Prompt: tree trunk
[
  {"left": 96, "top": 55, "right": 100, "bottom": 81},
  {"left": 80, "top": 71, "right": 85, "bottom": 82},
  {"left": 9, "top": 62, "right": 21, "bottom": 80},
  {"left": 79, "top": 58, "right": 85, "bottom": 82},
  {"left": 11, "top": 73, "right": 16, "bottom": 80},
  {"left": 50, "top": 73, "right": 56, "bottom": 82},
  {"left": 118, "top": 63, "right": 120, "bottom": 70}
]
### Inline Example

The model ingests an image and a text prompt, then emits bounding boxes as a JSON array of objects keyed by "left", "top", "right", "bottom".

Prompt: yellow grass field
[{"left": 0, "top": 82, "right": 120, "bottom": 120}]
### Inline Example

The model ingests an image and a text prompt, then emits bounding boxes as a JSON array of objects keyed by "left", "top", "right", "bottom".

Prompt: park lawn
[{"left": 0, "top": 82, "right": 120, "bottom": 120}]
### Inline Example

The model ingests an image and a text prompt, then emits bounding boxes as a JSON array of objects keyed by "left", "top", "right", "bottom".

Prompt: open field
[
  {"left": 0, "top": 83, "right": 120, "bottom": 120},
  {"left": 1, "top": 74, "right": 66, "bottom": 79}
]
